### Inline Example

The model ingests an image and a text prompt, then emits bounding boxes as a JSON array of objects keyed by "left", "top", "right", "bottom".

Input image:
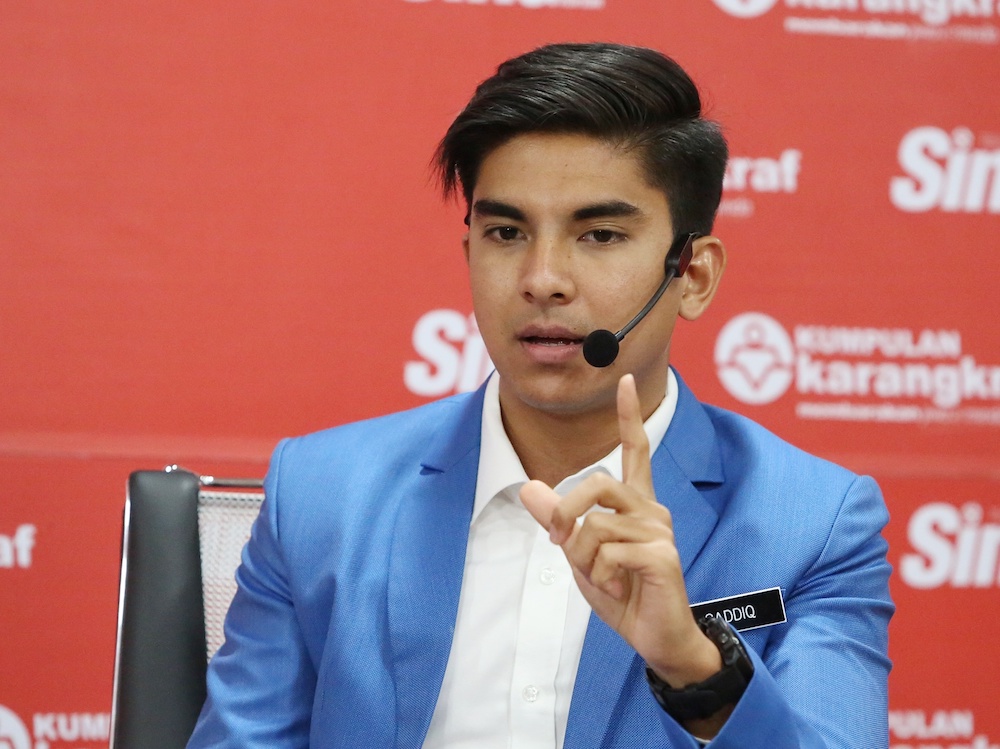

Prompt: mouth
[
  {"left": 517, "top": 325, "right": 585, "bottom": 346},
  {"left": 516, "top": 326, "right": 585, "bottom": 362},
  {"left": 521, "top": 335, "right": 583, "bottom": 346}
]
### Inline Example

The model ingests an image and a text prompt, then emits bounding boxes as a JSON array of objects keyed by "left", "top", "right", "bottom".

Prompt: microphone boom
[{"left": 581, "top": 232, "right": 698, "bottom": 368}]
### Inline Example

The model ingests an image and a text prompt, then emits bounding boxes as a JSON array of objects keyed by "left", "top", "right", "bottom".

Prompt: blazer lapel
[
  {"left": 657, "top": 372, "right": 725, "bottom": 574},
  {"left": 387, "top": 387, "right": 485, "bottom": 749},
  {"left": 566, "top": 370, "right": 725, "bottom": 748}
]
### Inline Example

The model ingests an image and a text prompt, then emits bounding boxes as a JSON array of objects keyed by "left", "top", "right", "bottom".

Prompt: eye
[
  {"left": 486, "top": 226, "right": 523, "bottom": 242},
  {"left": 582, "top": 229, "right": 625, "bottom": 244}
]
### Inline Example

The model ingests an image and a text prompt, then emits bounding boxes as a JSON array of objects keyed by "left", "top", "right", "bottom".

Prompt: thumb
[{"left": 519, "top": 480, "right": 560, "bottom": 531}]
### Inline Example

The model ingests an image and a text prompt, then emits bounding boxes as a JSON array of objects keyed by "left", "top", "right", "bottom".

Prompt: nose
[{"left": 519, "top": 238, "right": 576, "bottom": 305}]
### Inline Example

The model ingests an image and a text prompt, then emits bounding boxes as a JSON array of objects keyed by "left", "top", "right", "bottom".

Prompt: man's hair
[{"left": 435, "top": 43, "right": 728, "bottom": 235}]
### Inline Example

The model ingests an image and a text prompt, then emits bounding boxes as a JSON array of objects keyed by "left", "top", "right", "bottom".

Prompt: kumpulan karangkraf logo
[
  {"left": 709, "top": 0, "right": 999, "bottom": 44},
  {"left": 715, "top": 312, "right": 1000, "bottom": 424}
]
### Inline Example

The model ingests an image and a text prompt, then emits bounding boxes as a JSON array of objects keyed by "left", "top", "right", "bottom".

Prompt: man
[{"left": 188, "top": 43, "right": 893, "bottom": 748}]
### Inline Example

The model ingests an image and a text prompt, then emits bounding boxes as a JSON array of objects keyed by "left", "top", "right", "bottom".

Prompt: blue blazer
[{"left": 189, "top": 372, "right": 893, "bottom": 748}]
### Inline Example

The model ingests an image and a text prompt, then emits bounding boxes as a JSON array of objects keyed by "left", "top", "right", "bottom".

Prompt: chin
[{"left": 501, "top": 369, "right": 619, "bottom": 417}]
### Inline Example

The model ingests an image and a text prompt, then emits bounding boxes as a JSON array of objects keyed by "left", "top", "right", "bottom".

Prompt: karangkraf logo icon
[
  {"left": 0, "top": 705, "right": 31, "bottom": 749},
  {"left": 711, "top": 0, "right": 779, "bottom": 18},
  {"left": 714, "top": 313, "right": 795, "bottom": 404}
]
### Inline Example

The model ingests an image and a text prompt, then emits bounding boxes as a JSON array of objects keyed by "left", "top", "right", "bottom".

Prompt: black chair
[{"left": 109, "top": 467, "right": 263, "bottom": 749}]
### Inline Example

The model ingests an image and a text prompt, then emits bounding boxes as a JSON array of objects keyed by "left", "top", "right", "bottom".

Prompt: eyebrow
[
  {"left": 472, "top": 199, "right": 526, "bottom": 222},
  {"left": 572, "top": 201, "right": 641, "bottom": 222},
  {"left": 471, "top": 199, "right": 642, "bottom": 223}
]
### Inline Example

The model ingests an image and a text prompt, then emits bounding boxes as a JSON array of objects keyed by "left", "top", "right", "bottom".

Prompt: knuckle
[
  {"left": 591, "top": 472, "right": 616, "bottom": 491},
  {"left": 650, "top": 502, "right": 672, "bottom": 522},
  {"left": 583, "top": 511, "right": 612, "bottom": 533},
  {"left": 592, "top": 544, "right": 616, "bottom": 571},
  {"left": 636, "top": 516, "right": 663, "bottom": 536},
  {"left": 653, "top": 539, "right": 681, "bottom": 566},
  {"left": 647, "top": 519, "right": 676, "bottom": 546}
]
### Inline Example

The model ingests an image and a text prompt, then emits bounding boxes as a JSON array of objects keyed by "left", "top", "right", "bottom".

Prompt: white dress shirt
[{"left": 423, "top": 370, "right": 678, "bottom": 749}]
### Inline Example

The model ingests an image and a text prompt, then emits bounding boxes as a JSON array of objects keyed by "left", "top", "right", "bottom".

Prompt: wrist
[
  {"left": 647, "top": 630, "right": 723, "bottom": 688},
  {"left": 645, "top": 616, "right": 754, "bottom": 723}
]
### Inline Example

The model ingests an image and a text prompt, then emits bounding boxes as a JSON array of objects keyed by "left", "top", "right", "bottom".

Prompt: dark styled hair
[{"left": 435, "top": 43, "right": 728, "bottom": 235}]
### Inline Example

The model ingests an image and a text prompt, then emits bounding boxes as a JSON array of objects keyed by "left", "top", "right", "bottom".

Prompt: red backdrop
[{"left": 2, "top": 2, "right": 999, "bottom": 747}]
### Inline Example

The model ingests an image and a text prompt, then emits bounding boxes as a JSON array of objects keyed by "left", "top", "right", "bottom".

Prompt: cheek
[
  {"left": 468, "top": 256, "right": 516, "bottom": 301},
  {"left": 468, "top": 271, "right": 499, "bottom": 309},
  {"left": 468, "top": 268, "right": 509, "bottom": 333},
  {"left": 591, "top": 267, "right": 655, "bottom": 309}
]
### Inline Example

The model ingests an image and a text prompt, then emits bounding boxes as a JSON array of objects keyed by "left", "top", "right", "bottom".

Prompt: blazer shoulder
[
  {"left": 266, "top": 389, "right": 482, "bottom": 493},
  {"left": 690, "top": 402, "right": 890, "bottom": 604},
  {"left": 697, "top": 402, "right": 876, "bottom": 518},
  {"left": 290, "top": 390, "right": 474, "bottom": 454}
]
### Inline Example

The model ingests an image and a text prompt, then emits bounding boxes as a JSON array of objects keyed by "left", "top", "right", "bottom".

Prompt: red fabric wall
[{"left": 2, "top": 2, "right": 998, "bottom": 746}]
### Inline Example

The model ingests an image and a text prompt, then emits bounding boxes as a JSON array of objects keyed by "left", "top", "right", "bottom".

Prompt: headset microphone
[{"left": 582, "top": 232, "right": 699, "bottom": 368}]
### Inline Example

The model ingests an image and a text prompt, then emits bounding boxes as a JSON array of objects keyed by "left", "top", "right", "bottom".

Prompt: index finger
[{"left": 618, "top": 373, "right": 654, "bottom": 494}]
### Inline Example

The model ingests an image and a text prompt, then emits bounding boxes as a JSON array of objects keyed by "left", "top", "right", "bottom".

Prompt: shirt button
[
  {"left": 539, "top": 567, "right": 557, "bottom": 585},
  {"left": 522, "top": 685, "right": 539, "bottom": 703}
]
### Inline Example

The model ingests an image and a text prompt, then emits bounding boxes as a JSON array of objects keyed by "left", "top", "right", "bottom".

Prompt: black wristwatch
[{"left": 645, "top": 615, "right": 754, "bottom": 722}]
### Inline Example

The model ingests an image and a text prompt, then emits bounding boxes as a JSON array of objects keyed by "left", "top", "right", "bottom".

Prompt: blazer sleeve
[
  {"left": 187, "top": 438, "right": 316, "bottom": 749},
  {"left": 656, "top": 474, "right": 894, "bottom": 749}
]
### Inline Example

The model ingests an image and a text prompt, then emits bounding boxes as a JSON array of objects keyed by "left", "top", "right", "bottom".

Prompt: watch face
[{"left": 698, "top": 615, "right": 752, "bottom": 671}]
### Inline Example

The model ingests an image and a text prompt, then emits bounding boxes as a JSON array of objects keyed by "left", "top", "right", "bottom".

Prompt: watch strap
[{"left": 645, "top": 616, "right": 754, "bottom": 722}]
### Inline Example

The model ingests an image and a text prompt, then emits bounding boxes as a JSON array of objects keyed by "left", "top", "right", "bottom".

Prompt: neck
[
  {"left": 498, "top": 373, "right": 667, "bottom": 488},
  {"left": 501, "top": 402, "right": 621, "bottom": 487}
]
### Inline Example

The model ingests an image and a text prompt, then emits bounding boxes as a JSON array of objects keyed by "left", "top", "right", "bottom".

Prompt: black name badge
[{"left": 689, "top": 587, "right": 786, "bottom": 632}]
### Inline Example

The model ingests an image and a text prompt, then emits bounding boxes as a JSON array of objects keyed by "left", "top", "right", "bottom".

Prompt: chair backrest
[{"left": 109, "top": 468, "right": 263, "bottom": 749}]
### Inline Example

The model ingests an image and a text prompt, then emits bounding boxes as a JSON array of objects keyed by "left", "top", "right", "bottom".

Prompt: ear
[
  {"left": 678, "top": 235, "right": 725, "bottom": 321},
  {"left": 462, "top": 233, "right": 470, "bottom": 264}
]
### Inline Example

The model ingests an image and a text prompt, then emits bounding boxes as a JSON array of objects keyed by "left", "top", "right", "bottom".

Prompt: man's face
[{"left": 466, "top": 132, "right": 684, "bottom": 419}]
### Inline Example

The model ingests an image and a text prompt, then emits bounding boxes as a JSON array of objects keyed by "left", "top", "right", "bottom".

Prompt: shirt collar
[{"left": 472, "top": 369, "right": 679, "bottom": 524}]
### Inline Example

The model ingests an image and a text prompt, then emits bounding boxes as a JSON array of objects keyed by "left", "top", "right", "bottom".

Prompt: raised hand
[{"left": 519, "top": 374, "right": 721, "bottom": 689}]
